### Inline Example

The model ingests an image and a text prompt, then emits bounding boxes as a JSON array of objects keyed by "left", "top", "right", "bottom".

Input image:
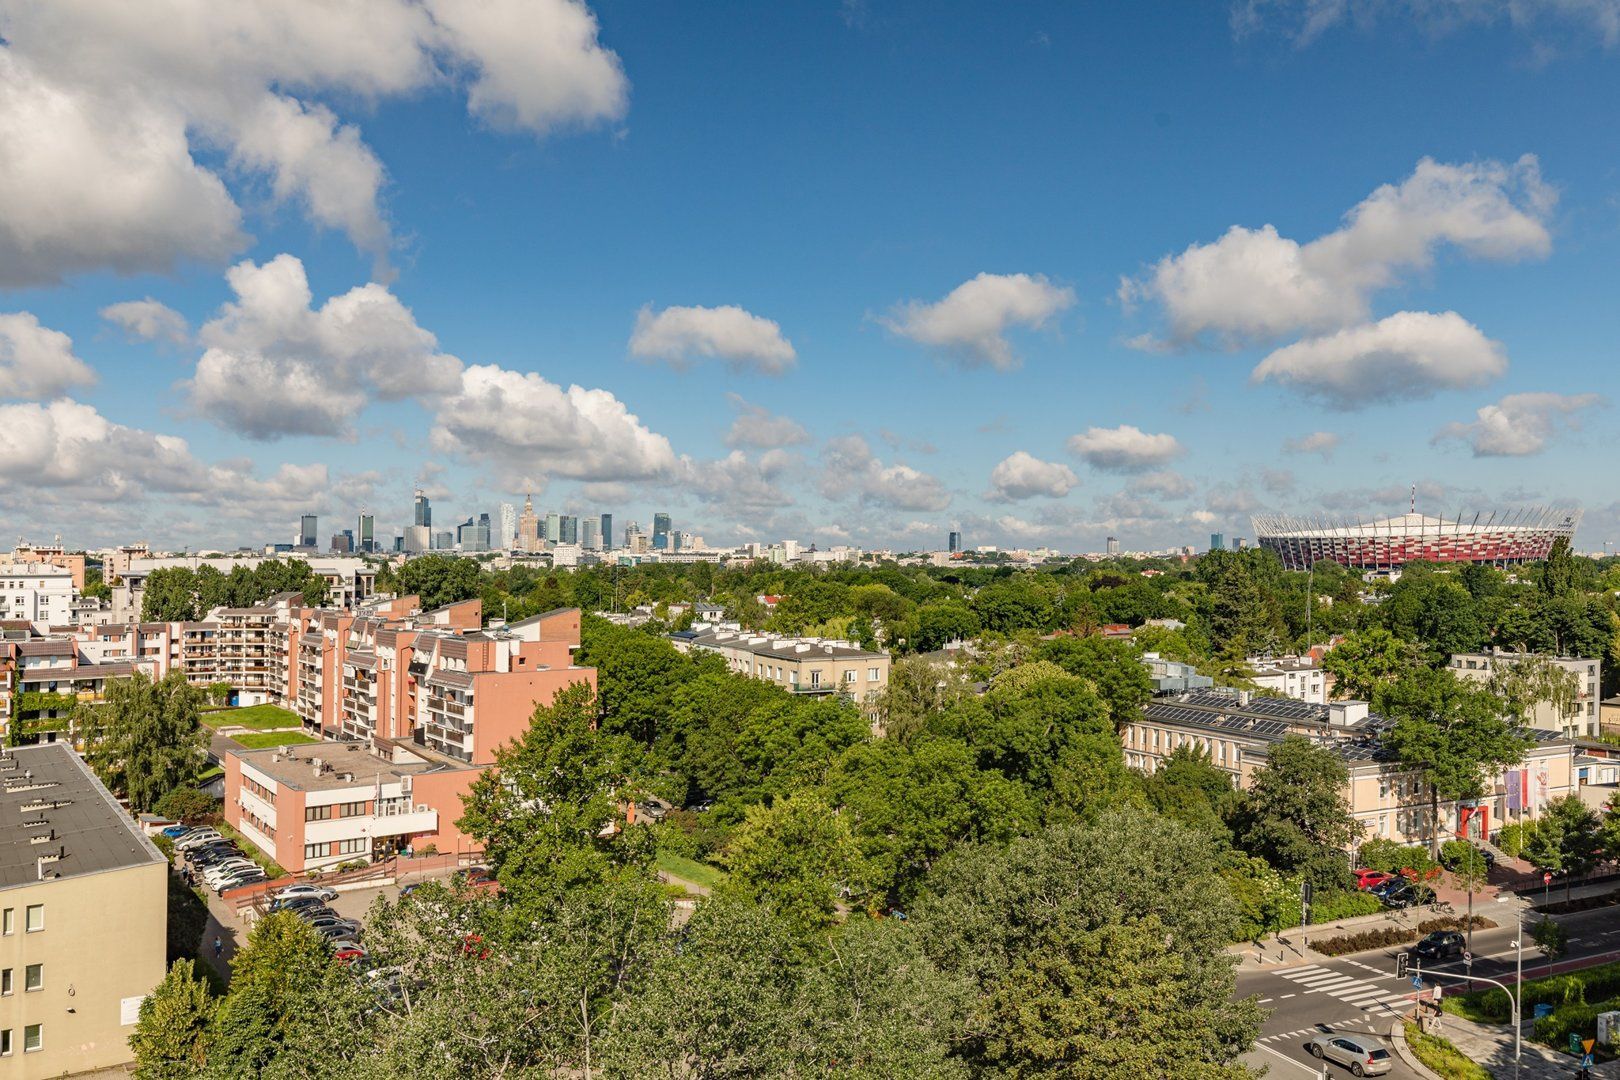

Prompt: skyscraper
[
  {"left": 414, "top": 491, "right": 432, "bottom": 528},
  {"left": 581, "top": 517, "right": 600, "bottom": 551},
  {"left": 948, "top": 530, "right": 962, "bottom": 553},
  {"left": 545, "top": 512, "right": 561, "bottom": 544},
  {"left": 299, "top": 513, "right": 318, "bottom": 549},
  {"left": 652, "top": 512, "right": 672, "bottom": 550},
  {"left": 560, "top": 515, "right": 578, "bottom": 544},
  {"left": 600, "top": 514, "right": 613, "bottom": 550},
  {"left": 1209, "top": 533, "right": 1225, "bottom": 552},
  {"left": 517, "top": 495, "right": 540, "bottom": 551},
  {"left": 1106, "top": 536, "right": 1120, "bottom": 556},
  {"left": 357, "top": 512, "right": 375, "bottom": 553},
  {"left": 498, "top": 503, "right": 517, "bottom": 550}
]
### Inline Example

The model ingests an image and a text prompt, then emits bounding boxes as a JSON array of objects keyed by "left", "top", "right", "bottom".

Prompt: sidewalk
[
  {"left": 1230, "top": 894, "right": 1528, "bottom": 972},
  {"left": 1406, "top": 1012, "right": 1619, "bottom": 1078}
]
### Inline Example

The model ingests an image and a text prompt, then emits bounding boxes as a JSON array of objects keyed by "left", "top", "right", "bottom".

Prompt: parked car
[
  {"left": 454, "top": 865, "right": 494, "bottom": 886},
  {"left": 1353, "top": 869, "right": 1395, "bottom": 891},
  {"left": 313, "top": 921, "right": 363, "bottom": 942},
  {"left": 269, "top": 895, "right": 329, "bottom": 915},
  {"left": 203, "top": 860, "right": 259, "bottom": 886},
  {"left": 1368, "top": 876, "right": 1409, "bottom": 898},
  {"left": 214, "top": 866, "right": 266, "bottom": 890},
  {"left": 307, "top": 916, "right": 362, "bottom": 937},
  {"left": 1381, "top": 883, "right": 1434, "bottom": 909},
  {"left": 175, "top": 830, "right": 224, "bottom": 851},
  {"left": 1307, "top": 1034, "right": 1392, "bottom": 1076},
  {"left": 272, "top": 884, "right": 338, "bottom": 905},
  {"left": 186, "top": 842, "right": 240, "bottom": 864},
  {"left": 1411, "top": 930, "right": 1466, "bottom": 961},
  {"left": 190, "top": 847, "right": 246, "bottom": 870},
  {"left": 332, "top": 942, "right": 368, "bottom": 963},
  {"left": 1441, "top": 844, "right": 1496, "bottom": 873},
  {"left": 291, "top": 905, "right": 339, "bottom": 922},
  {"left": 161, "top": 824, "right": 196, "bottom": 839}
]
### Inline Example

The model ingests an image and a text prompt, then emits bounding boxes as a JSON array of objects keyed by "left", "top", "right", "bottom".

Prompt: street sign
[
  {"left": 1412, "top": 975, "right": 1423, "bottom": 988},
  {"left": 1545, "top": 872, "right": 1554, "bottom": 884},
  {"left": 1584, "top": 1039, "right": 1596, "bottom": 1053}
]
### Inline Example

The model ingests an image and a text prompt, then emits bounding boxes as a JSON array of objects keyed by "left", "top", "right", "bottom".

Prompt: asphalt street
[{"left": 1236, "top": 904, "right": 1620, "bottom": 1078}]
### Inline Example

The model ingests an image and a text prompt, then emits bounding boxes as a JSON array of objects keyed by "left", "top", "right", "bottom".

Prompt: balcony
[{"left": 304, "top": 806, "right": 438, "bottom": 843}]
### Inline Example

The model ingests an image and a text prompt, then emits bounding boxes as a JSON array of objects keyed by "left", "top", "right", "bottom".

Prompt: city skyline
[{"left": 2, "top": 3, "right": 1619, "bottom": 553}]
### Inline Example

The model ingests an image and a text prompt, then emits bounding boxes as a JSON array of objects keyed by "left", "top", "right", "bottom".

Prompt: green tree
[
  {"left": 1487, "top": 653, "right": 1579, "bottom": 726},
  {"left": 916, "top": 808, "right": 1263, "bottom": 1077},
  {"left": 1379, "top": 667, "right": 1535, "bottom": 859},
  {"left": 395, "top": 553, "right": 482, "bottom": 610},
  {"left": 1033, "top": 634, "right": 1153, "bottom": 730},
  {"left": 142, "top": 567, "right": 200, "bottom": 621},
  {"left": 876, "top": 656, "right": 969, "bottom": 741},
  {"left": 458, "top": 682, "right": 650, "bottom": 916},
  {"left": 155, "top": 787, "right": 218, "bottom": 824},
  {"left": 1236, "top": 735, "right": 1360, "bottom": 888},
  {"left": 1522, "top": 795, "right": 1603, "bottom": 899},
  {"left": 719, "top": 791, "right": 869, "bottom": 942},
  {"left": 78, "top": 671, "right": 207, "bottom": 813},
  {"left": 1141, "top": 743, "right": 1244, "bottom": 843},
  {"left": 910, "top": 601, "right": 981, "bottom": 652},
  {"left": 131, "top": 959, "right": 216, "bottom": 1079},
  {"left": 1320, "top": 628, "right": 1418, "bottom": 701}
]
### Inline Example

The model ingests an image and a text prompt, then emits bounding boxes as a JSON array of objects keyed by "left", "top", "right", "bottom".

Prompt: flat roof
[
  {"left": 233, "top": 740, "right": 470, "bottom": 792},
  {"left": 0, "top": 743, "right": 165, "bottom": 891}
]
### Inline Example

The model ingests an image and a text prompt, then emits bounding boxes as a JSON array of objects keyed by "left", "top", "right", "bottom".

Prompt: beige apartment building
[
  {"left": 1449, "top": 649, "right": 1601, "bottom": 739},
  {"left": 670, "top": 622, "right": 890, "bottom": 726},
  {"left": 1124, "top": 689, "right": 1577, "bottom": 847},
  {"left": 0, "top": 743, "right": 167, "bottom": 1077}
]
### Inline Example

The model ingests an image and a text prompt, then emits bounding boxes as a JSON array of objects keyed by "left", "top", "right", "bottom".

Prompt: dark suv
[{"left": 1411, "top": 930, "right": 1465, "bottom": 960}]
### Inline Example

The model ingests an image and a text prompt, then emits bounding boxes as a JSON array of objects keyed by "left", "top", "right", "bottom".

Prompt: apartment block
[
  {"left": 1450, "top": 649, "right": 1602, "bottom": 739},
  {"left": 0, "top": 566, "right": 73, "bottom": 630},
  {"left": 670, "top": 622, "right": 889, "bottom": 725},
  {"left": 1122, "top": 688, "right": 1577, "bottom": 848},
  {"left": 0, "top": 743, "right": 167, "bottom": 1078},
  {"left": 1245, "top": 655, "right": 1327, "bottom": 705}
]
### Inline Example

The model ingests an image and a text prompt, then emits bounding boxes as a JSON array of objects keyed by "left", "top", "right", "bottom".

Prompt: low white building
[
  {"left": 1246, "top": 655, "right": 1326, "bottom": 705},
  {"left": 1450, "top": 649, "right": 1601, "bottom": 739},
  {"left": 0, "top": 563, "right": 74, "bottom": 628}
]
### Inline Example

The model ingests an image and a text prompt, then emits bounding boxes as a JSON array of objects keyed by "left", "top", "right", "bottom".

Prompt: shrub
[
  {"left": 1532, "top": 1003, "right": 1602, "bottom": 1048},
  {"left": 1312, "top": 926, "right": 1416, "bottom": 956},
  {"left": 417, "top": 843, "right": 438, "bottom": 857},
  {"left": 1358, "top": 839, "right": 1440, "bottom": 878},
  {"left": 1417, "top": 915, "right": 1496, "bottom": 934},
  {"left": 1496, "top": 822, "right": 1526, "bottom": 858},
  {"left": 1452, "top": 961, "right": 1620, "bottom": 1023},
  {"left": 155, "top": 787, "right": 219, "bottom": 825},
  {"left": 1403, "top": 1022, "right": 1492, "bottom": 1080},
  {"left": 1533, "top": 916, "right": 1568, "bottom": 959},
  {"left": 153, "top": 834, "right": 176, "bottom": 860},
  {"left": 1309, "top": 889, "right": 1384, "bottom": 923}
]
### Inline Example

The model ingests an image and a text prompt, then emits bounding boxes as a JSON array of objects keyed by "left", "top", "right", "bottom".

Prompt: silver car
[{"left": 1306, "top": 1033, "right": 1393, "bottom": 1076}]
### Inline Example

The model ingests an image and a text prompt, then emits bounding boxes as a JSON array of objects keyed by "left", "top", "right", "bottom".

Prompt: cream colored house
[
  {"left": 1449, "top": 649, "right": 1601, "bottom": 739},
  {"left": 1124, "top": 689, "right": 1577, "bottom": 848},
  {"left": 0, "top": 742, "right": 167, "bottom": 1077},
  {"left": 671, "top": 622, "right": 890, "bottom": 726}
]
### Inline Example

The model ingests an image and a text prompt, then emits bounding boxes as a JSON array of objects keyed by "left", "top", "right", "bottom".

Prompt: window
[
  {"left": 844, "top": 669, "right": 856, "bottom": 683},
  {"left": 0, "top": 1028, "right": 9, "bottom": 1056},
  {"left": 868, "top": 667, "right": 879, "bottom": 681},
  {"left": 23, "top": 965, "right": 39, "bottom": 992},
  {"left": 337, "top": 838, "right": 367, "bottom": 856},
  {"left": 305, "top": 805, "right": 331, "bottom": 822},
  {"left": 304, "top": 843, "right": 327, "bottom": 861},
  {"left": 23, "top": 1025, "right": 40, "bottom": 1053},
  {"left": 1, "top": 909, "right": 11, "bottom": 935},
  {"left": 338, "top": 801, "right": 366, "bottom": 818},
  {"left": 1, "top": 968, "right": 10, "bottom": 994},
  {"left": 24, "top": 905, "right": 42, "bottom": 933}
]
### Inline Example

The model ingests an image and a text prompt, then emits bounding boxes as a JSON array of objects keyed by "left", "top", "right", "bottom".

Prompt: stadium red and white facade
[{"left": 1252, "top": 509, "right": 1580, "bottom": 571}]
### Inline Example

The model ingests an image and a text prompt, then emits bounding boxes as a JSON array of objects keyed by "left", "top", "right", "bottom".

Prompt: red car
[{"left": 1354, "top": 869, "right": 1395, "bottom": 890}]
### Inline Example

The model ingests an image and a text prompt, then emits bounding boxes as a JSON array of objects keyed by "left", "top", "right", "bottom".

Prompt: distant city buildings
[
  {"left": 1106, "top": 536, "right": 1120, "bottom": 556},
  {"left": 1210, "top": 533, "right": 1224, "bottom": 552},
  {"left": 948, "top": 530, "right": 962, "bottom": 554},
  {"left": 670, "top": 621, "right": 890, "bottom": 728},
  {"left": 1253, "top": 506, "right": 1580, "bottom": 571},
  {"left": 652, "top": 512, "right": 672, "bottom": 550},
  {"left": 498, "top": 503, "right": 517, "bottom": 551},
  {"left": 298, "top": 513, "right": 318, "bottom": 549}
]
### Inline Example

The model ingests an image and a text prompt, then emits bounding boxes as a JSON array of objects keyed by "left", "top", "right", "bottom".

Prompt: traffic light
[{"left": 1394, "top": 953, "right": 1408, "bottom": 979}]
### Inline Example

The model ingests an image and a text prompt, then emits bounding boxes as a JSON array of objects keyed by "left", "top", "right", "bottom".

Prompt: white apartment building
[
  {"left": 1450, "top": 649, "right": 1601, "bottom": 739},
  {"left": 670, "top": 622, "right": 889, "bottom": 726},
  {"left": 1246, "top": 655, "right": 1327, "bottom": 705},
  {"left": 0, "top": 566, "right": 73, "bottom": 629}
]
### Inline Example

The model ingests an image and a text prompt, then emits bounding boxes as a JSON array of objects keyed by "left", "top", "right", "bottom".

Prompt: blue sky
[{"left": 2, "top": 0, "right": 1618, "bottom": 552}]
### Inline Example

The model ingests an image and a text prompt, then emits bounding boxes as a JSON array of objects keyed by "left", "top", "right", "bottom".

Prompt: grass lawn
[
  {"left": 198, "top": 765, "right": 224, "bottom": 784},
  {"left": 215, "top": 821, "right": 287, "bottom": 880},
  {"left": 232, "top": 731, "right": 319, "bottom": 750},
  {"left": 202, "top": 704, "right": 301, "bottom": 731},
  {"left": 655, "top": 851, "right": 727, "bottom": 891},
  {"left": 1403, "top": 1023, "right": 1491, "bottom": 1080}
]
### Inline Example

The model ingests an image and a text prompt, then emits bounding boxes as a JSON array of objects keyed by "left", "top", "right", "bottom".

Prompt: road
[{"left": 1236, "top": 904, "right": 1620, "bottom": 1078}]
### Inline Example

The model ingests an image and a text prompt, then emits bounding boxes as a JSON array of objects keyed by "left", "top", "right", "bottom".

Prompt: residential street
[{"left": 1237, "top": 903, "right": 1620, "bottom": 1078}]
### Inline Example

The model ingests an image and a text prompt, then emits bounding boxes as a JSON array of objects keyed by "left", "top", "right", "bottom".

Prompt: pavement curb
[{"left": 1387, "top": 1017, "right": 1445, "bottom": 1080}]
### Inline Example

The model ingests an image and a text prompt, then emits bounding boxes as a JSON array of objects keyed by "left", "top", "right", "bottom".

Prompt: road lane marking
[
  {"left": 1280, "top": 993, "right": 1296, "bottom": 999},
  {"left": 1251, "top": 1041, "right": 1324, "bottom": 1078},
  {"left": 1258, "top": 997, "right": 1273, "bottom": 1004}
]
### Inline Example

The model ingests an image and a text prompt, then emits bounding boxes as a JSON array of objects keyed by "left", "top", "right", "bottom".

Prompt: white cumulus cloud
[
  {"left": 821, "top": 435, "right": 951, "bottom": 511},
  {"left": 1283, "top": 430, "right": 1341, "bottom": 459},
  {"left": 881, "top": 272, "right": 1075, "bottom": 370},
  {"left": 987, "top": 451, "right": 1080, "bottom": 501},
  {"left": 184, "top": 254, "right": 463, "bottom": 439},
  {"left": 1067, "top": 425, "right": 1185, "bottom": 472},
  {"left": 1433, "top": 392, "right": 1604, "bottom": 456},
  {"left": 1251, "top": 310, "right": 1507, "bottom": 409},
  {"left": 1122, "top": 156, "right": 1553, "bottom": 347},
  {"left": 0, "top": 312, "right": 97, "bottom": 400},
  {"left": 431, "top": 364, "right": 677, "bottom": 483},
  {"left": 723, "top": 394, "right": 811, "bottom": 449},
  {"left": 629, "top": 304, "right": 796, "bottom": 374},
  {"left": 0, "top": 0, "right": 629, "bottom": 285},
  {"left": 101, "top": 299, "right": 190, "bottom": 344}
]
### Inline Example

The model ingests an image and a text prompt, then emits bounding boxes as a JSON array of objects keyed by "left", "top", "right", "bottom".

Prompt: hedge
[
  {"left": 1310, "top": 916, "right": 1495, "bottom": 958},
  {"left": 1458, "top": 961, "right": 1620, "bottom": 1024}
]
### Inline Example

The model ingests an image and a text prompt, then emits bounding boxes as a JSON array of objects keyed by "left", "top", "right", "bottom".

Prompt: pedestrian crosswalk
[{"left": 1268, "top": 964, "right": 1416, "bottom": 1013}]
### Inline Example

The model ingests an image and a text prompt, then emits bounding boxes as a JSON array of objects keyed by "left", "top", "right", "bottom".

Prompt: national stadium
[{"left": 1251, "top": 506, "right": 1581, "bottom": 571}]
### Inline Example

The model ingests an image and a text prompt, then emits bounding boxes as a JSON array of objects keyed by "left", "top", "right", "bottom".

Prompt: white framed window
[
  {"left": 23, "top": 965, "right": 40, "bottom": 993},
  {"left": 868, "top": 667, "right": 879, "bottom": 680},
  {"left": 1, "top": 968, "right": 10, "bottom": 995},
  {"left": 304, "top": 843, "right": 326, "bottom": 861},
  {"left": 1, "top": 909, "right": 11, "bottom": 935},
  {"left": 23, "top": 905, "right": 42, "bottom": 933},
  {"left": 24, "top": 1025, "right": 41, "bottom": 1053}
]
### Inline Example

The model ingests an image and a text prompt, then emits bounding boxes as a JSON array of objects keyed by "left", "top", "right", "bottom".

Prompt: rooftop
[
  {"left": 0, "top": 743, "right": 166, "bottom": 892},
  {"left": 673, "top": 623, "right": 887, "bottom": 662},
  {"left": 233, "top": 739, "right": 470, "bottom": 792}
]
